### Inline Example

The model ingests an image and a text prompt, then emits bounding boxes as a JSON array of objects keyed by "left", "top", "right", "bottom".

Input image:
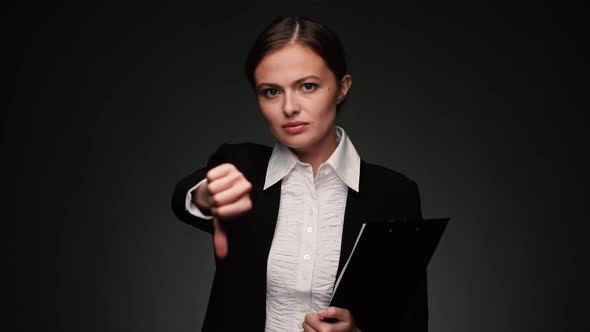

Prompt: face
[{"left": 254, "top": 43, "right": 351, "bottom": 153}]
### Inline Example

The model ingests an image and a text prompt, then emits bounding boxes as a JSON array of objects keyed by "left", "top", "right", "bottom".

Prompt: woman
[{"left": 171, "top": 16, "right": 428, "bottom": 332}]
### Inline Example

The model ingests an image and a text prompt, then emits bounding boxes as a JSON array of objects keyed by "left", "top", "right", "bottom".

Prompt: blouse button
[
  {"left": 303, "top": 254, "right": 311, "bottom": 261},
  {"left": 306, "top": 227, "right": 313, "bottom": 233}
]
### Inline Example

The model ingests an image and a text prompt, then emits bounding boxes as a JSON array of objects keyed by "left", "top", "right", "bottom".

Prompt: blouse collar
[{"left": 264, "top": 126, "right": 361, "bottom": 192}]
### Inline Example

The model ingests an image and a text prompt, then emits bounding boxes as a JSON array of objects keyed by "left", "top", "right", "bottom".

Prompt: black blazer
[{"left": 171, "top": 143, "right": 427, "bottom": 331}]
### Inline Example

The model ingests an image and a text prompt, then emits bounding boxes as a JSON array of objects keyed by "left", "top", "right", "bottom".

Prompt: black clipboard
[{"left": 330, "top": 217, "right": 449, "bottom": 306}]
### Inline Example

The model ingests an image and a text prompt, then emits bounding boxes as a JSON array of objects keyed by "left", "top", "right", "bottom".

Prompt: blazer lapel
[
  {"left": 250, "top": 151, "right": 283, "bottom": 260},
  {"left": 335, "top": 161, "right": 366, "bottom": 282},
  {"left": 248, "top": 149, "right": 282, "bottom": 259},
  {"left": 246, "top": 178, "right": 281, "bottom": 330},
  {"left": 252, "top": 180, "right": 282, "bottom": 259}
]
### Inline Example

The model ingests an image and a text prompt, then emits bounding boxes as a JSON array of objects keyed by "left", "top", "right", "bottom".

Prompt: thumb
[{"left": 213, "top": 217, "right": 228, "bottom": 258}]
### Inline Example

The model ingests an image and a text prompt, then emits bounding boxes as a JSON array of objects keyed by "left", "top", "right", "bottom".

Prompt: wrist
[{"left": 194, "top": 183, "right": 211, "bottom": 212}]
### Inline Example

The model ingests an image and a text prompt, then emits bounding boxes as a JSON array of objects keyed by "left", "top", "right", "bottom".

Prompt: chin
[
  {"left": 276, "top": 133, "right": 315, "bottom": 150},
  {"left": 271, "top": 123, "right": 330, "bottom": 151}
]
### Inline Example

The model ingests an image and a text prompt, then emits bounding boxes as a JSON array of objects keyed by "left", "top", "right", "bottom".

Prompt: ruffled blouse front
[{"left": 264, "top": 126, "right": 361, "bottom": 332}]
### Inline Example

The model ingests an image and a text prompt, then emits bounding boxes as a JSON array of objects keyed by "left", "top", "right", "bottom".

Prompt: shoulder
[
  {"left": 360, "top": 160, "right": 422, "bottom": 217},
  {"left": 361, "top": 160, "right": 418, "bottom": 189},
  {"left": 215, "top": 142, "right": 273, "bottom": 161},
  {"left": 211, "top": 142, "right": 273, "bottom": 182}
]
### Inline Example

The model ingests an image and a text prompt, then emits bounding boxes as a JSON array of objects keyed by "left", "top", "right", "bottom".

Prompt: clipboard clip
[{"left": 385, "top": 216, "right": 422, "bottom": 232}]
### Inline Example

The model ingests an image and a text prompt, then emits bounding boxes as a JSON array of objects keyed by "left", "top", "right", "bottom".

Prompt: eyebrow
[{"left": 256, "top": 75, "right": 321, "bottom": 90}]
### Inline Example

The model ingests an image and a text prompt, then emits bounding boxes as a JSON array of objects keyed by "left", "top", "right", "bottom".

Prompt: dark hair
[{"left": 244, "top": 16, "right": 350, "bottom": 110}]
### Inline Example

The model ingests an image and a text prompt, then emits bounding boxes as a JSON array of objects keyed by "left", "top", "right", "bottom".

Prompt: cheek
[
  {"left": 313, "top": 91, "right": 338, "bottom": 118},
  {"left": 258, "top": 103, "right": 279, "bottom": 125}
]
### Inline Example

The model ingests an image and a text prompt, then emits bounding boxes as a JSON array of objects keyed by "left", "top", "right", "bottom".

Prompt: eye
[
  {"left": 262, "top": 88, "right": 280, "bottom": 98},
  {"left": 301, "top": 83, "right": 317, "bottom": 92}
]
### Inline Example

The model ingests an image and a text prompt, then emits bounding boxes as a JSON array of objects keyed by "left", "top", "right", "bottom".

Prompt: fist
[
  {"left": 193, "top": 163, "right": 252, "bottom": 258},
  {"left": 194, "top": 163, "right": 253, "bottom": 219}
]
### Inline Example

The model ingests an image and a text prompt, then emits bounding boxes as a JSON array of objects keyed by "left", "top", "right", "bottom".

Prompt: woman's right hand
[{"left": 193, "top": 163, "right": 253, "bottom": 259}]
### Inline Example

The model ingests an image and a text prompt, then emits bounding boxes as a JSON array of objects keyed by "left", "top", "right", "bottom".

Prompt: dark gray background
[{"left": 7, "top": 1, "right": 588, "bottom": 331}]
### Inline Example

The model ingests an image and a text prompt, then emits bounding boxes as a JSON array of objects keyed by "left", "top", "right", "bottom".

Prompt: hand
[
  {"left": 193, "top": 163, "right": 252, "bottom": 258},
  {"left": 302, "top": 307, "right": 361, "bottom": 332}
]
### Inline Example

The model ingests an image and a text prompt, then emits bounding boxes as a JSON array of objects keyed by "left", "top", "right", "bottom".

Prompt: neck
[{"left": 292, "top": 126, "right": 338, "bottom": 177}]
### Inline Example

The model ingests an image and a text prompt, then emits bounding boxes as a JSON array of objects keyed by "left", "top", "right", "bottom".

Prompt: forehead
[{"left": 254, "top": 43, "right": 332, "bottom": 85}]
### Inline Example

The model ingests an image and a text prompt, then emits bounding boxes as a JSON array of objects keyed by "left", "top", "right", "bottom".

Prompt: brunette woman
[{"left": 172, "top": 16, "right": 428, "bottom": 332}]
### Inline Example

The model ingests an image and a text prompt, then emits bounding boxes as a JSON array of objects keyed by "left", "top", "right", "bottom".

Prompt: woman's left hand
[{"left": 302, "top": 306, "right": 361, "bottom": 332}]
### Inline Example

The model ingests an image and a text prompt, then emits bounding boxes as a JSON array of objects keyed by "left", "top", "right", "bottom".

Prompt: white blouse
[{"left": 186, "top": 126, "right": 361, "bottom": 332}]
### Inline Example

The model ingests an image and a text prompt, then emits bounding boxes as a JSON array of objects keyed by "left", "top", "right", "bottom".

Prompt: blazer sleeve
[{"left": 170, "top": 144, "right": 228, "bottom": 234}]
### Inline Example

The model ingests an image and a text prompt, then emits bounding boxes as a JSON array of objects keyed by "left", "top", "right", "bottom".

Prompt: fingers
[
  {"left": 210, "top": 195, "right": 252, "bottom": 219},
  {"left": 206, "top": 163, "right": 236, "bottom": 183},
  {"left": 302, "top": 320, "right": 318, "bottom": 332},
  {"left": 304, "top": 307, "right": 357, "bottom": 332},
  {"left": 207, "top": 168, "right": 242, "bottom": 194},
  {"left": 212, "top": 218, "right": 228, "bottom": 258},
  {"left": 205, "top": 163, "right": 252, "bottom": 219},
  {"left": 317, "top": 307, "right": 353, "bottom": 322},
  {"left": 303, "top": 313, "right": 324, "bottom": 331},
  {"left": 210, "top": 177, "right": 252, "bottom": 207}
]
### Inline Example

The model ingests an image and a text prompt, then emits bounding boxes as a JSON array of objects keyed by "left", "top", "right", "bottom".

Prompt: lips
[
  {"left": 281, "top": 121, "right": 309, "bottom": 134},
  {"left": 282, "top": 121, "right": 309, "bottom": 128}
]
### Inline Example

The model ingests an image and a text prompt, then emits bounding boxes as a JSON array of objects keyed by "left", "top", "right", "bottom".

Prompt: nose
[{"left": 282, "top": 91, "right": 300, "bottom": 117}]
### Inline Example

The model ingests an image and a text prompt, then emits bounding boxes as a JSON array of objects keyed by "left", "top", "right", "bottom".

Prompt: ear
[{"left": 337, "top": 74, "right": 352, "bottom": 104}]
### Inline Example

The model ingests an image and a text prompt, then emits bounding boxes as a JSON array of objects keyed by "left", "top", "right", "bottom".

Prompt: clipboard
[{"left": 330, "top": 217, "right": 449, "bottom": 305}]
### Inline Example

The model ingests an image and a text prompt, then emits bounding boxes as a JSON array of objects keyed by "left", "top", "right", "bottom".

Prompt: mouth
[
  {"left": 282, "top": 121, "right": 309, "bottom": 128},
  {"left": 281, "top": 121, "right": 309, "bottom": 134}
]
